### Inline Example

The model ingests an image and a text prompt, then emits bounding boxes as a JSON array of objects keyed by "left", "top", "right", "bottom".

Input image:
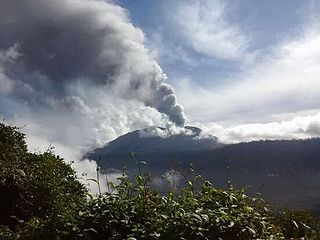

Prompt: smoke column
[
  {"left": 0, "top": 0, "right": 185, "bottom": 126},
  {"left": 0, "top": 0, "right": 187, "bottom": 193}
]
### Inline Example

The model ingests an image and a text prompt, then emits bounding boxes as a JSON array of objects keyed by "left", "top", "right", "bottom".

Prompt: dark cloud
[{"left": 0, "top": 0, "right": 185, "bottom": 125}]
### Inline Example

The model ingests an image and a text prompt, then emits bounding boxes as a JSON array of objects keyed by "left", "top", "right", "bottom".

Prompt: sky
[
  {"left": 115, "top": 0, "right": 320, "bottom": 140},
  {"left": 1, "top": 0, "right": 320, "bottom": 158}
]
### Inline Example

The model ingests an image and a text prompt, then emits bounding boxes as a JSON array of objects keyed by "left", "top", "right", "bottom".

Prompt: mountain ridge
[
  {"left": 86, "top": 126, "right": 224, "bottom": 155},
  {"left": 84, "top": 127, "right": 320, "bottom": 213}
]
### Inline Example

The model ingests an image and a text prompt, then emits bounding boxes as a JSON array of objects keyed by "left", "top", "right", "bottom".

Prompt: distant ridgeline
[
  {"left": 84, "top": 127, "right": 320, "bottom": 213},
  {"left": 89, "top": 126, "right": 224, "bottom": 153},
  {"left": 2, "top": 122, "right": 320, "bottom": 239}
]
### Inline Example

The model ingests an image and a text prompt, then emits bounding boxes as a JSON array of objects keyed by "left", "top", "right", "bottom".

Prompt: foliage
[
  {"left": 276, "top": 208, "right": 320, "bottom": 239},
  {"left": 78, "top": 174, "right": 283, "bottom": 239},
  {"left": 0, "top": 123, "right": 87, "bottom": 239},
  {"left": 0, "top": 122, "right": 319, "bottom": 239}
]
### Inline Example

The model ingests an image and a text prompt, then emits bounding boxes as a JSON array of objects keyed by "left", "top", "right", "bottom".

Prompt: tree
[{"left": 0, "top": 123, "right": 87, "bottom": 239}]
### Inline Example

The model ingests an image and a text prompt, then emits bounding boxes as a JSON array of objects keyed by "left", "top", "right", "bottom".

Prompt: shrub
[
  {"left": 0, "top": 122, "right": 319, "bottom": 239},
  {"left": 75, "top": 171, "right": 284, "bottom": 240},
  {"left": 276, "top": 208, "right": 320, "bottom": 239},
  {"left": 0, "top": 123, "right": 87, "bottom": 239}
]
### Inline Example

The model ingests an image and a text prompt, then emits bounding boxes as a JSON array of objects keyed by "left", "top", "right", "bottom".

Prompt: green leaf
[{"left": 136, "top": 175, "right": 143, "bottom": 184}]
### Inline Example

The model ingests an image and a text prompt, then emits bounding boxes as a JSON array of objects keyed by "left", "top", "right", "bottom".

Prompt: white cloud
[
  {"left": 198, "top": 113, "right": 320, "bottom": 144},
  {"left": 11, "top": 92, "right": 170, "bottom": 150},
  {"left": 0, "top": 0, "right": 189, "bottom": 193},
  {"left": 138, "top": 125, "right": 193, "bottom": 138},
  {"left": 177, "top": 26, "right": 320, "bottom": 125},
  {"left": 0, "top": 0, "right": 186, "bottom": 125},
  {"left": 8, "top": 93, "right": 169, "bottom": 194},
  {"left": 168, "top": 0, "right": 248, "bottom": 60},
  {"left": 21, "top": 128, "right": 122, "bottom": 194}
]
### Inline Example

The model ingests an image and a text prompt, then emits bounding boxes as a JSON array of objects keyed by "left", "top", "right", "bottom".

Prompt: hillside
[
  {"left": 86, "top": 128, "right": 320, "bottom": 212},
  {"left": 89, "top": 126, "right": 223, "bottom": 154},
  {"left": 1, "top": 122, "right": 320, "bottom": 239}
]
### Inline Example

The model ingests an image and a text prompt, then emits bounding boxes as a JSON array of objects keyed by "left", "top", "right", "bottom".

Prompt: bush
[
  {"left": 276, "top": 208, "right": 320, "bottom": 239},
  {"left": 0, "top": 122, "right": 319, "bottom": 239},
  {"left": 0, "top": 123, "right": 87, "bottom": 239},
  {"left": 78, "top": 174, "right": 283, "bottom": 239}
]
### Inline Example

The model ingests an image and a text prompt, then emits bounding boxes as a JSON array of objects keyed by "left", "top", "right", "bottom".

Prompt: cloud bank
[
  {"left": 0, "top": 0, "right": 185, "bottom": 126},
  {"left": 1, "top": 0, "right": 320, "bottom": 189},
  {"left": 176, "top": 26, "right": 320, "bottom": 125},
  {"left": 0, "top": 0, "right": 187, "bottom": 192},
  {"left": 198, "top": 113, "right": 320, "bottom": 144}
]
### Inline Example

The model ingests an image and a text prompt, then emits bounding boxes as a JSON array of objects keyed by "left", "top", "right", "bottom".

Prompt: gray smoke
[{"left": 0, "top": 0, "right": 185, "bottom": 125}]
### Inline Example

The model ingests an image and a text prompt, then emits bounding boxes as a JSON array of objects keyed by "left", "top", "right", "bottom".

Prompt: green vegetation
[
  {"left": 0, "top": 122, "right": 319, "bottom": 239},
  {"left": 0, "top": 123, "right": 87, "bottom": 239}
]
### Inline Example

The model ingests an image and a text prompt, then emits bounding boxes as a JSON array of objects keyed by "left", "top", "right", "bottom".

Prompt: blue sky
[
  {"left": 117, "top": 0, "right": 310, "bottom": 84},
  {"left": 115, "top": 0, "right": 320, "bottom": 127},
  {"left": 1, "top": 0, "right": 320, "bottom": 150},
  {"left": 2, "top": 0, "right": 320, "bottom": 187}
]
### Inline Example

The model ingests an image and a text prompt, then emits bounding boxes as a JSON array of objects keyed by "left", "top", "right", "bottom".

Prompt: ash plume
[{"left": 0, "top": 0, "right": 185, "bottom": 125}]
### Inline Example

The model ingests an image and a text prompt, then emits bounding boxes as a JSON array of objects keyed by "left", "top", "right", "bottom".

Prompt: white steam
[
  {"left": 0, "top": 0, "right": 185, "bottom": 125},
  {"left": 0, "top": 0, "right": 186, "bottom": 192}
]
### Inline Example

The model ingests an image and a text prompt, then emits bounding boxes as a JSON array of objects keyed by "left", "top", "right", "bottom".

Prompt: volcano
[
  {"left": 86, "top": 126, "right": 223, "bottom": 155},
  {"left": 84, "top": 128, "right": 320, "bottom": 213}
]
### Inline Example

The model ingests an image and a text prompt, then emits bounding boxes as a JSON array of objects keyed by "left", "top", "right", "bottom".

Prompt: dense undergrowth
[{"left": 0, "top": 122, "right": 319, "bottom": 239}]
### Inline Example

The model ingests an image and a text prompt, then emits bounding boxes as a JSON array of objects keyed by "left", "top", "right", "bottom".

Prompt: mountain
[
  {"left": 84, "top": 127, "right": 320, "bottom": 213},
  {"left": 88, "top": 126, "right": 224, "bottom": 154}
]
